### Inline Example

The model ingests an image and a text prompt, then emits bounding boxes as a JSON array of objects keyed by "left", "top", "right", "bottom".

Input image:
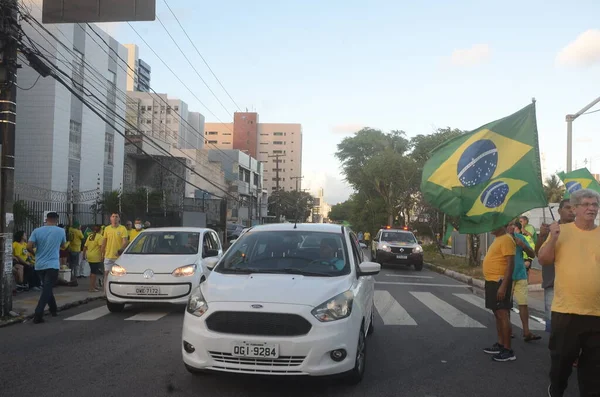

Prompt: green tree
[
  {"left": 544, "top": 174, "right": 565, "bottom": 203},
  {"left": 268, "top": 190, "right": 314, "bottom": 222},
  {"left": 328, "top": 200, "right": 353, "bottom": 222}
]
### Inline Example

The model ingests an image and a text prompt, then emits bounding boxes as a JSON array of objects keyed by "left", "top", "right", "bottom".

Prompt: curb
[{"left": 0, "top": 296, "right": 104, "bottom": 329}]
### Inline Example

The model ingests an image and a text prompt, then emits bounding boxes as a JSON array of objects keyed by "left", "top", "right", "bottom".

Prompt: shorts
[
  {"left": 89, "top": 262, "right": 104, "bottom": 276},
  {"left": 512, "top": 279, "right": 528, "bottom": 305},
  {"left": 485, "top": 280, "right": 513, "bottom": 311},
  {"left": 104, "top": 258, "right": 117, "bottom": 272}
]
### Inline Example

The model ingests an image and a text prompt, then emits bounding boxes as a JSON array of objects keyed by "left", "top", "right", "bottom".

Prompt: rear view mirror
[{"left": 204, "top": 256, "right": 219, "bottom": 270}]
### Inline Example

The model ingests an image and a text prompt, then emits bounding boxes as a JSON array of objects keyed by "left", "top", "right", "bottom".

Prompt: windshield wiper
[{"left": 259, "top": 268, "right": 334, "bottom": 277}]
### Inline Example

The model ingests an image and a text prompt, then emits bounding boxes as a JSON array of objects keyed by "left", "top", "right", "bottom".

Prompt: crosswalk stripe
[
  {"left": 384, "top": 274, "right": 434, "bottom": 279},
  {"left": 125, "top": 312, "right": 169, "bottom": 322},
  {"left": 454, "top": 293, "right": 545, "bottom": 331},
  {"left": 410, "top": 292, "right": 485, "bottom": 328},
  {"left": 374, "top": 290, "right": 417, "bottom": 325},
  {"left": 65, "top": 306, "right": 110, "bottom": 321}
]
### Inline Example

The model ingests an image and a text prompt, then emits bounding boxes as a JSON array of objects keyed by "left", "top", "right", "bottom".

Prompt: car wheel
[
  {"left": 367, "top": 306, "right": 375, "bottom": 336},
  {"left": 106, "top": 301, "right": 125, "bottom": 313},
  {"left": 414, "top": 262, "right": 423, "bottom": 271},
  {"left": 344, "top": 323, "right": 367, "bottom": 385},
  {"left": 185, "top": 364, "right": 209, "bottom": 376}
]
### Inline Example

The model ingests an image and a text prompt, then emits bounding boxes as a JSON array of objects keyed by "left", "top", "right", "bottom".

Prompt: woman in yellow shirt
[
  {"left": 83, "top": 225, "right": 104, "bottom": 292},
  {"left": 12, "top": 231, "right": 40, "bottom": 290}
]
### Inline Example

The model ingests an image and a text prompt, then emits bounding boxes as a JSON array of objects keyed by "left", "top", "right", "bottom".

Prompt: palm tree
[{"left": 544, "top": 174, "right": 565, "bottom": 203}]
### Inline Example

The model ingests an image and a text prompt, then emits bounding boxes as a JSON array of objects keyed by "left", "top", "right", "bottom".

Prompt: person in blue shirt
[
  {"left": 319, "top": 238, "right": 345, "bottom": 271},
  {"left": 507, "top": 221, "right": 542, "bottom": 342},
  {"left": 27, "top": 211, "right": 67, "bottom": 324}
]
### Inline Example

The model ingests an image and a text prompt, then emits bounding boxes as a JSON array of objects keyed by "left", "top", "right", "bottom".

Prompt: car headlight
[
  {"left": 186, "top": 286, "right": 209, "bottom": 317},
  {"left": 378, "top": 243, "right": 391, "bottom": 252},
  {"left": 413, "top": 245, "right": 423, "bottom": 253},
  {"left": 110, "top": 264, "right": 126, "bottom": 276},
  {"left": 172, "top": 264, "right": 196, "bottom": 277},
  {"left": 311, "top": 291, "right": 354, "bottom": 322}
]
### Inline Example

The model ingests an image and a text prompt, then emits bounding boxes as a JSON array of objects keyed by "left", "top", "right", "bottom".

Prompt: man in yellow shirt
[
  {"left": 482, "top": 225, "right": 516, "bottom": 362},
  {"left": 101, "top": 213, "right": 128, "bottom": 296},
  {"left": 128, "top": 218, "right": 144, "bottom": 244},
  {"left": 538, "top": 189, "right": 600, "bottom": 397},
  {"left": 68, "top": 221, "right": 84, "bottom": 279}
]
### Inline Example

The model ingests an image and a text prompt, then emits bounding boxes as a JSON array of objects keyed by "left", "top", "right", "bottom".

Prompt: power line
[{"left": 162, "top": 0, "right": 241, "bottom": 112}]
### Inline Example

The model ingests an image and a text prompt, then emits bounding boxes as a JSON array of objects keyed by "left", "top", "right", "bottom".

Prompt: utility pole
[
  {"left": 566, "top": 96, "right": 600, "bottom": 172},
  {"left": 0, "top": 0, "right": 19, "bottom": 317},
  {"left": 268, "top": 153, "right": 285, "bottom": 222},
  {"left": 291, "top": 175, "right": 304, "bottom": 192}
]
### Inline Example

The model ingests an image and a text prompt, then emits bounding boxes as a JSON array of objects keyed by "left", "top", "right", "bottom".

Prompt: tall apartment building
[
  {"left": 124, "top": 44, "right": 151, "bottom": 92},
  {"left": 205, "top": 112, "right": 302, "bottom": 192},
  {"left": 15, "top": 20, "right": 126, "bottom": 193}
]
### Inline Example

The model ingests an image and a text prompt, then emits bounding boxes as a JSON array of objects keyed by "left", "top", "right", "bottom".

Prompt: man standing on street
[
  {"left": 536, "top": 199, "right": 575, "bottom": 333},
  {"left": 482, "top": 224, "right": 516, "bottom": 362},
  {"left": 101, "top": 213, "right": 128, "bottom": 296},
  {"left": 538, "top": 189, "right": 600, "bottom": 396},
  {"left": 27, "top": 211, "right": 67, "bottom": 324}
]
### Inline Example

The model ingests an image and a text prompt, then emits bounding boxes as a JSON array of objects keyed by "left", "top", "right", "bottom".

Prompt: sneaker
[
  {"left": 492, "top": 348, "right": 516, "bottom": 362},
  {"left": 483, "top": 343, "right": 503, "bottom": 354},
  {"left": 32, "top": 286, "right": 42, "bottom": 292}
]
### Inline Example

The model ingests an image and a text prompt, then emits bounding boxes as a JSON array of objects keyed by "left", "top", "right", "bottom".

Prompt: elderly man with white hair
[{"left": 538, "top": 188, "right": 600, "bottom": 397}]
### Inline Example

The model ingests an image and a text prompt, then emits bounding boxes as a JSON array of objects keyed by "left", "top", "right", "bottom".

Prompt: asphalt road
[{"left": 0, "top": 266, "right": 579, "bottom": 397}]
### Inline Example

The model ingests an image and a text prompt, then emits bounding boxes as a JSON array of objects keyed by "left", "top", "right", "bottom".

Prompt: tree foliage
[
  {"left": 543, "top": 174, "right": 565, "bottom": 203},
  {"left": 268, "top": 190, "right": 314, "bottom": 222}
]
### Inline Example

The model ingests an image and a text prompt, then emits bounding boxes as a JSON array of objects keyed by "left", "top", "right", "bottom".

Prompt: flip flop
[{"left": 524, "top": 334, "right": 542, "bottom": 342}]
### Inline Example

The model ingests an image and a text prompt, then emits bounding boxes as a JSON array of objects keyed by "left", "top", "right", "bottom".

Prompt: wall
[{"left": 233, "top": 112, "right": 258, "bottom": 158}]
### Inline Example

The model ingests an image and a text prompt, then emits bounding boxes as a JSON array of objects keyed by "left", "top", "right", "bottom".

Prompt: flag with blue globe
[
  {"left": 557, "top": 168, "right": 600, "bottom": 198},
  {"left": 420, "top": 102, "right": 547, "bottom": 234}
]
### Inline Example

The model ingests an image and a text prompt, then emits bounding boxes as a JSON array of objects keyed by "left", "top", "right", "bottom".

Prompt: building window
[
  {"left": 273, "top": 132, "right": 284, "bottom": 136},
  {"left": 254, "top": 174, "right": 259, "bottom": 186},
  {"left": 174, "top": 106, "right": 179, "bottom": 111},
  {"left": 260, "top": 133, "right": 269, "bottom": 136},
  {"left": 260, "top": 142, "right": 269, "bottom": 145},
  {"left": 104, "top": 132, "right": 114, "bottom": 166},
  {"left": 222, "top": 141, "right": 231, "bottom": 144},
  {"left": 147, "top": 106, "right": 152, "bottom": 111},
  {"left": 72, "top": 50, "right": 84, "bottom": 94},
  {"left": 208, "top": 140, "right": 218, "bottom": 144},
  {"left": 273, "top": 141, "right": 284, "bottom": 145},
  {"left": 107, "top": 70, "right": 117, "bottom": 107},
  {"left": 208, "top": 131, "right": 218, "bottom": 135},
  {"left": 273, "top": 150, "right": 283, "bottom": 154},
  {"left": 146, "top": 119, "right": 152, "bottom": 124},
  {"left": 69, "top": 120, "right": 81, "bottom": 160},
  {"left": 223, "top": 132, "right": 231, "bottom": 136}
]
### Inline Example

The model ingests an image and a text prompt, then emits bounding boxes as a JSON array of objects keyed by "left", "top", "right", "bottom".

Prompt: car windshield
[
  {"left": 214, "top": 230, "right": 350, "bottom": 277},
  {"left": 125, "top": 232, "right": 201, "bottom": 255},
  {"left": 381, "top": 231, "right": 416, "bottom": 244}
]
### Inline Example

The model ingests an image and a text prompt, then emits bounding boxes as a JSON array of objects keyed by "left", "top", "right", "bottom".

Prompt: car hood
[
  {"left": 203, "top": 271, "right": 353, "bottom": 307},
  {"left": 382, "top": 241, "right": 419, "bottom": 248},
  {"left": 117, "top": 254, "right": 200, "bottom": 273}
]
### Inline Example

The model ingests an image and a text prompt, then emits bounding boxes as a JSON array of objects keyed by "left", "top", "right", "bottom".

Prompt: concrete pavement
[{"left": 0, "top": 266, "right": 578, "bottom": 397}]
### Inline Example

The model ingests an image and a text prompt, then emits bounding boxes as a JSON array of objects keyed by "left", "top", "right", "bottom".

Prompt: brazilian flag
[
  {"left": 421, "top": 103, "right": 547, "bottom": 234},
  {"left": 557, "top": 168, "right": 600, "bottom": 198},
  {"left": 442, "top": 223, "right": 454, "bottom": 245}
]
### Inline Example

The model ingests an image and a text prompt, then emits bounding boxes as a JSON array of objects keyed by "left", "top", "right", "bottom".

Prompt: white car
[
  {"left": 106, "top": 227, "right": 223, "bottom": 313},
  {"left": 181, "top": 223, "right": 380, "bottom": 384}
]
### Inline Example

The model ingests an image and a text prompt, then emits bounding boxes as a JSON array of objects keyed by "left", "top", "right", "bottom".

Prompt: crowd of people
[{"left": 482, "top": 188, "right": 600, "bottom": 397}]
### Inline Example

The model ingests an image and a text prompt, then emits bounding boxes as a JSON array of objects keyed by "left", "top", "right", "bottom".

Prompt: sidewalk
[{"left": 0, "top": 278, "right": 103, "bottom": 328}]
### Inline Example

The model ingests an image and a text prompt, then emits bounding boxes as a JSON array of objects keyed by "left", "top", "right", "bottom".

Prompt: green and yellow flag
[
  {"left": 421, "top": 103, "right": 547, "bottom": 234},
  {"left": 557, "top": 168, "right": 600, "bottom": 198}
]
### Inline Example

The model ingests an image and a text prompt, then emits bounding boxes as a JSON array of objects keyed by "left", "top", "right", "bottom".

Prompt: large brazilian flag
[
  {"left": 421, "top": 103, "right": 547, "bottom": 234},
  {"left": 557, "top": 168, "right": 600, "bottom": 198}
]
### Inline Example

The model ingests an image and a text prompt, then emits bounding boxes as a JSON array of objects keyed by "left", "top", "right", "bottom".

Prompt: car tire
[
  {"left": 414, "top": 262, "right": 423, "bottom": 271},
  {"left": 185, "top": 364, "right": 209, "bottom": 376},
  {"left": 344, "top": 323, "right": 367, "bottom": 385},
  {"left": 367, "top": 306, "right": 375, "bottom": 336},
  {"left": 106, "top": 301, "right": 125, "bottom": 313}
]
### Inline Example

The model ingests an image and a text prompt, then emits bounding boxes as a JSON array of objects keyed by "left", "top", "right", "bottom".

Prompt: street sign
[{"left": 42, "top": 0, "right": 156, "bottom": 23}]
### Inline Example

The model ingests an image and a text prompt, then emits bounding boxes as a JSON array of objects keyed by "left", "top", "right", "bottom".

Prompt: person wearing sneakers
[
  {"left": 539, "top": 189, "right": 600, "bottom": 397},
  {"left": 100, "top": 213, "right": 128, "bottom": 296},
  {"left": 27, "top": 211, "right": 68, "bottom": 324},
  {"left": 482, "top": 224, "right": 516, "bottom": 362},
  {"left": 83, "top": 225, "right": 104, "bottom": 292},
  {"left": 508, "top": 221, "right": 542, "bottom": 343}
]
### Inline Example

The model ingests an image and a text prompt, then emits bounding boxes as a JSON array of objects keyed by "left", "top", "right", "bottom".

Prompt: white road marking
[
  {"left": 374, "top": 290, "right": 417, "bottom": 325},
  {"left": 64, "top": 306, "right": 111, "bottom": 321},
  {"left": 376, "top": 281, "right": 468, "bottom": 287},
  {"left": 384, "top": 274, "right": 434, "bottom": 279},
  {"left": 454, "top": 293, "right": 545, "bottom": 331},
  {"left": 125, "top": 312, "right": 169, "bottom": 321},
  {"left": 410, "top": 292, "right": 485, "bottom": 328}
]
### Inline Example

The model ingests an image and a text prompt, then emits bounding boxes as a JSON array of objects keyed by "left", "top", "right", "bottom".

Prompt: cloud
[
  {"left": 330, "top": 123, "right": 365, "bottom": 135},
  {"left": 448, "top": 44, "right": 491, "bottom": 67},
  {"left": 556, "top": 29, "right": 600, "bottom": 67},
  {"left": 304, "top": 172, "right": 354, "bottom": 205}
]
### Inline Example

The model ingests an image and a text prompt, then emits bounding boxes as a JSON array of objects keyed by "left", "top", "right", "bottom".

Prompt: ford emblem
[
  {"left": 251, "top": 304, "right": 263, "bottom": 309},
  {"left": 143, "top": 269, "right": 154, "bottom": 279}
]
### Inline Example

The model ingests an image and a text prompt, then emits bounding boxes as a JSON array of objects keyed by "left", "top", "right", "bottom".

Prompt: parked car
[
  {"left": 181, "top": 223, "right": 380, "bottom": 384},
  {"left": 105, "top": 227, "right": 223, "bottom": 313}
]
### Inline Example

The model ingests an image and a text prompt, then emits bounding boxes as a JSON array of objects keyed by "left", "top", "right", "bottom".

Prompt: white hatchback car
[
  {"left": 106, "top": 227, "right": 223, "bottom": 313},
  {"left": 181, "top": 223, "right": 380, "bottom": 384}
]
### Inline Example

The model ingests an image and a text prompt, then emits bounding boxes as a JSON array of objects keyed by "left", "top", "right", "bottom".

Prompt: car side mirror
[
  {"left": 203, "top": 249, "right": 219, "bottom": 259},
  {"left": 204, "top": 256, "right": 219, "bottom": 270},
  {"left": 358, "top": 261, "right": 380, "bottom": 277},
  {"left": 359, "top": 242, "right": 367, "bottom": 249}
]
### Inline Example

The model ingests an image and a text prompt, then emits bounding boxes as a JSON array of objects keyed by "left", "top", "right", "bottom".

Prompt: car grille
[
  {"left": 205, "top": 311, "right": 312, "bottom": 336},
  {"left": 209, "top": 352, "right": 306, "bottom": 367},
  {"left": 390, "top": 247, "right": 413, "bottom": 254}
]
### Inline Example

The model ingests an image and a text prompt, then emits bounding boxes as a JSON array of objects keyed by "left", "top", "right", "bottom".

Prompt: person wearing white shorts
[{"left": 100, "top": 213, "right": 128, "bottom": 297}]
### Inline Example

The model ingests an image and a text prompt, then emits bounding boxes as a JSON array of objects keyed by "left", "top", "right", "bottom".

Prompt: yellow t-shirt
[
  {"left": 84, "top": 233, "right": 104, "bottom": 263},
  {"left": 482, "top": 234, "right": 516, "bottom": 282},
  {"left": 12, "top": 241, "right": 30, "bottom": 264},
  {"left": 129, "top": 229, "right": 142, "bottom": 243},
  {"left": 68, "top": 227, "right": 84, "bottom": 252},
  {"left": 103, "top": 225, "right": 128, "bottom": 260},
  {"left": 541, "top": 223, "right": 600, "bottom": 316},
  {"left": 364, "top": 232, "right": 371, "bottom": 241}
]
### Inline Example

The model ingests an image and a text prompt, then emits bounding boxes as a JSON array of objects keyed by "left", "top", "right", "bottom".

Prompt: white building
[
  {"left": 124, "top": 44, "right": 151, "bottom": 92},
  {"left": 15, "top": 19, "right": 126, "bottom": 193}
]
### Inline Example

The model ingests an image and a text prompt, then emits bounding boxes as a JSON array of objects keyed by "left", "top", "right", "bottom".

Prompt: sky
[{"left": 97, "top": 0, "right": 600, "bottom": 205}]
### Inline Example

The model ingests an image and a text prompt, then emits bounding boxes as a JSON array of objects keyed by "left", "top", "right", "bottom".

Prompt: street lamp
[{"left": 566, "top": 96, "right": 600, "bottom": 172}]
